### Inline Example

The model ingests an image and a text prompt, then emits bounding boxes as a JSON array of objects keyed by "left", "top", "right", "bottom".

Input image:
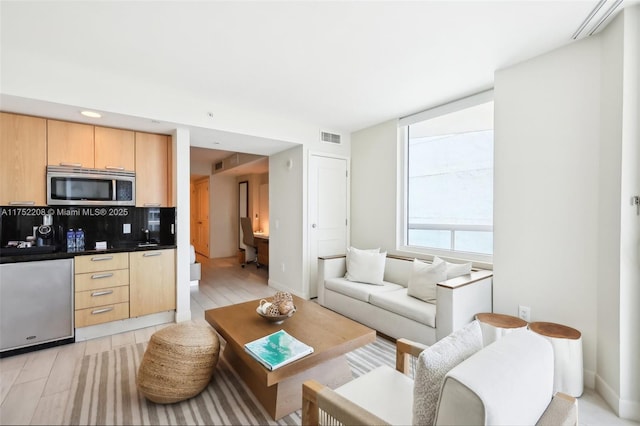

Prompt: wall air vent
[
  {"left": 320, "top": 131, "right": 341, "bottom": 145},
  {"left": 214, "top": 161, "right": 224, "bottom": 171}
]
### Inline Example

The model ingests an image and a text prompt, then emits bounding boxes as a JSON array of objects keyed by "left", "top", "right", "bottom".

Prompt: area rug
[{"left": 63, "top": 337, "right": 396, "bottom": 425}]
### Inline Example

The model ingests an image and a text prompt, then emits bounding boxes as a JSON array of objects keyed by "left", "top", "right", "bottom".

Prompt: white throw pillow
[
  {"left": 407, "top": 257, "right": 447, "bottom": 304},
  {"left": 433, "top": 256, "right": 473, "bottom": 280},
  {"left": 344, "top": 247, "right": 386, "bottom": 285},
  {"left": 412, "top": 320, "right": 483, "bottom": 426}
]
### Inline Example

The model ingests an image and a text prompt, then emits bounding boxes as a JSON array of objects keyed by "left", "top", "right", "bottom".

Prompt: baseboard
[
  {"left": 75, "top": 311, "right": 175, "bottom": 341},
  {"left": 620, "top": 397, "right": 640, "bottom": 422},
  {"left": 267, "top": 278, "right": 309, "bottom": 300},
  {"left": 175, "top": 309, "right": 192, "bottom": 323}
]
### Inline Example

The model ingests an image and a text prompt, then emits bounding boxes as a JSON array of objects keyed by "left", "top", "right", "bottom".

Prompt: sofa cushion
[
  {"left": 345, "top": 247, "right": 387, "bottom": 285},
  {"left": 334, "top": 365, "right": 414, "bottom": 426},
  {"left": 407, "top": 257, "right": 447, "bottom": 303},
  {"left": 434, "top": 256, "right": 473, "bottom": 279},
  {"left": 369, "top": 288, "right": 437, "bottom": 327},
  {"left": 412, "top": 320, "right": 483, "bottom": 426},
  {"left": 325, "top": 277, "right": 403, "bottom": 303}
]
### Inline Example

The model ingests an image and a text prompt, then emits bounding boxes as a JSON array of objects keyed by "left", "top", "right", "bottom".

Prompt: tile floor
[{"left": 0, "top": 255, "right": 636, "bottom": 425}]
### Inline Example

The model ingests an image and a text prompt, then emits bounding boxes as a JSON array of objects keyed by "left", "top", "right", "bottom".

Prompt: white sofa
[
  {"left": 318, "top": 254, "right": 493, "bottom": 345},
  {"left": 303, "top": 324, "right": 578, "bottom": 425}
]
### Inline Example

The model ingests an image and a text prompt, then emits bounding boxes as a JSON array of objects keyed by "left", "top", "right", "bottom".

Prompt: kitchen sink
[{"left": 137, "top": 242, "right": 158, "bottom": 248}]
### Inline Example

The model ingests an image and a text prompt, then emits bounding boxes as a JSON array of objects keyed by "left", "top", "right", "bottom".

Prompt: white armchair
[{"left": 302, "top": 321, "right": 577, "bottom": 426}]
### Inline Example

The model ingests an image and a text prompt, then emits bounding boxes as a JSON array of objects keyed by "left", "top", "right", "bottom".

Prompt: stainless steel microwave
[{"left": 46, "top": 166, "right": 135, "bottom": 206}]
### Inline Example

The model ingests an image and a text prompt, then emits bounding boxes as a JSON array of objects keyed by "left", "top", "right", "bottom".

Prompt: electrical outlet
[
  {"left": 518, "top": 305, "right": 531, "bottom": 322},
  {"left": 123, "top": 223, "right": 131, "bottom": 234}
]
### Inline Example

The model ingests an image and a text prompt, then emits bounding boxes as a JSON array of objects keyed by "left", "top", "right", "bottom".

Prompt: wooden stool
[
  {"left": 137, "top": 321, "right": 220, "bottom": 403},
  {"left": 475, "top": 313, "right": 528, "bottom": 347},
  {"left": 529, "top": 322, "right": 583, "bottom": 397}
]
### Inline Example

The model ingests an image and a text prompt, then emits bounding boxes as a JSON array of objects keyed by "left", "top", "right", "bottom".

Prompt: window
[{"left": 399, "top": 91, "right": 494, "bottom": 260}]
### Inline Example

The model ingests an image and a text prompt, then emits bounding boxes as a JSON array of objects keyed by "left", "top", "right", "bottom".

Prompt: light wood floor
[{"left": 0, "top": 256, "right": 636, "bottom": 425}]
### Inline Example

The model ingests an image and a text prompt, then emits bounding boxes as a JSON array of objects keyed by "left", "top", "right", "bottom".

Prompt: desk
[{"left": 254, "top": 234, "right": 269, "bottom": 266}]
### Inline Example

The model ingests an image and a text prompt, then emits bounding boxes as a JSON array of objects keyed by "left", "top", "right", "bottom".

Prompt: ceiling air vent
[{"left": 320, "top": 131, "right": 341, "bottom": 145}]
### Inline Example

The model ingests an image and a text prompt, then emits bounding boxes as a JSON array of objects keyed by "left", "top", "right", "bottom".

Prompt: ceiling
[{"left": 1, "top": 1, "right": 635, "bottom": 155}]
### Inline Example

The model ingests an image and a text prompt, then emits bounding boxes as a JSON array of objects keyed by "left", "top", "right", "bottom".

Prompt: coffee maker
[{"left": 36, "top": 214, "right": 56, "bottom": 247}]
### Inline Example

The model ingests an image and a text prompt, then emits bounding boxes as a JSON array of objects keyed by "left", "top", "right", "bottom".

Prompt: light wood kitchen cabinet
[
  {"left": 129, "top": 249, "right": 175, "bottom": 317},
  {"left": 47, "top": 119, "right": 95, "bottom": 168},
  {"left": 135, "top": 132, "right": 171, "bottom": 207},
  {"left": 0, "top": 113, "right": 47, "bottom": 205},
  {"left": 74, "top": 253, "right": 130, "bottom": 328},
  {"left": 94, "top": 126, "right": 135, "bottom": 171}
]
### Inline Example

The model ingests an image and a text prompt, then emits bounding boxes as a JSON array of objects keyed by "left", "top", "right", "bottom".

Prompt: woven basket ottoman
[{"left": 137, "top": 321, "right": 220, "bottom": 404}]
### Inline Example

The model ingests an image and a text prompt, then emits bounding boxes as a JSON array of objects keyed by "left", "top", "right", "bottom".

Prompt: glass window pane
[
  {"left": 405, "top": 99, "right": 494, "bottom": 256},
  {"left": 408, "top": 229, "right": 451, "bottom": 250},
  {"left": 454, "top": 231, "right": 493, "bottom": 255}
]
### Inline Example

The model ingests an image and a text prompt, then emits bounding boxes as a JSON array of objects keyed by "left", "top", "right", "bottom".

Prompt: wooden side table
[
  {"left": 529, "top": 322, "right": 583, "bottom": 397},
  {"left": 475, "top": 313, "right": 528, "bottom": 347}
]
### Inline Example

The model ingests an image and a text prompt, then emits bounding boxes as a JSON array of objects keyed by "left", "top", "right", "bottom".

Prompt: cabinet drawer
[
  {"left": 75, "top": 268, "right": 129, "bottom": 291},
  {"left": 75, "top": 253, "right": 129, "bottom": 274},
  {"left": 75, "top": 285, "right": 129, "bottom": 310},
  {"left": 75, "top": 302, "right": 129, "bottom": 328}
]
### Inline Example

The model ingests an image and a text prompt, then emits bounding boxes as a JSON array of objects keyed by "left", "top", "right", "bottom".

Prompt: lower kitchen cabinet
[
  {"left": 74, "top": 253, "right": 130, "bottom": 328},
  {"left": 129, "top": 249, "right": 176, "bottom": 317}
]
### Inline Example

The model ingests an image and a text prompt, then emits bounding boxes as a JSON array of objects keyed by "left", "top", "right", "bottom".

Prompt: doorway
[
  {"left": 308, "top": 154, "right": 349, "bottom": 298},
  {"left": 191, "top": 177, "right": 210, "bottom": 257}
]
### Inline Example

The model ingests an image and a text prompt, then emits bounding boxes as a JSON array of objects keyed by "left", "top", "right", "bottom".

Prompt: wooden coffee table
[{"left": 205, "top": 295, "right": 375, "bottom": 419}]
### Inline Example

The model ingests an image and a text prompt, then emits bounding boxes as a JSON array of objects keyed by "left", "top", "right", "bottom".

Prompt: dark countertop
[{"left": 0, "top": 244, "right": 177, "bottom": 264}]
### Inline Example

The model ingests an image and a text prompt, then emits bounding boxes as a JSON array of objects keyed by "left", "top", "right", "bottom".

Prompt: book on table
[{"left": 244, "top": 329, "right": 314, "bottom": 371}]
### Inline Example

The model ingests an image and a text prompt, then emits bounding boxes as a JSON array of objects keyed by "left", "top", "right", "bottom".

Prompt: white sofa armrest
[
  {"left": 436, "top": 330, "right": 554, "bottom": 425},
  {"left": 436, "top": 270, "right": 493, "bottom": 341},
  {"left": 317, "top": 255, "right": 347, "bottom": 305}
]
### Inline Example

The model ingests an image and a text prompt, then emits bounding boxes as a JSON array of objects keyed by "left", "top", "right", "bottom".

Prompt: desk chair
[{"left": 240, "top": 217, "right": 259, "bottom": 268}]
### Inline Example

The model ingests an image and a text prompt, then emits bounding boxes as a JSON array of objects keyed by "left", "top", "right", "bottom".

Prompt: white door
[{"left": 308, "top": 155, "right": 348, "bottom": 298}]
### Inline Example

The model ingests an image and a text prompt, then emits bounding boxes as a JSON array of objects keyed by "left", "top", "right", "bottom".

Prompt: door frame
[
  {"left": 306, "top": 151, "right": 351, "bottom": 298},
  {"left": 238, "top": 180, "right": 249, "bottom": 248}
]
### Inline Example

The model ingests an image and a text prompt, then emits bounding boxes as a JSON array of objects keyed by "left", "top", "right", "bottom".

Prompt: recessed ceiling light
[{"left": 80, "top": 110, "right": 101, "bottom": 118}]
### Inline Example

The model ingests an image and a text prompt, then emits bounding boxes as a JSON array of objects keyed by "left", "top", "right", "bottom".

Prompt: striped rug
[{"left": 63, "top": 336, "right": 396, "bottom": 425}]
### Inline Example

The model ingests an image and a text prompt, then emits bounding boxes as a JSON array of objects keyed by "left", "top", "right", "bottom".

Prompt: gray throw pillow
[{"left": 412, "top": 320, "right": 483, "bottom": 425}]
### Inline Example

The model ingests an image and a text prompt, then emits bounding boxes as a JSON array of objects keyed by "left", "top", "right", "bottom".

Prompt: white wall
[
  {"left": 597, "top": 9, "right": 624, "bottom": 408},
  {"left": 494, "top": 8, "right": 639, "bottom": 419},
  {"left": 350, "top": 119, "right": 399, "bottom": 252},
  {"left": 173, "top": 128, "right": 192, "bottom": 323},
  {"left": 268, "top": 146, "right": 305, "bottom": 296},
  {"left": 493, "top": 36, "right": 601, "bottom": 385},
  {"left": 210, "top": 173, "right": 238, "bottom": 258},
  {"left": 618, "top": 6, "right": 640, "bottom": 418}
]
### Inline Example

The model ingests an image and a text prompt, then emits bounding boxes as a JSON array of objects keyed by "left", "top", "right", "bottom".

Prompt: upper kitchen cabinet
[
  {"left": 0, "top": 113, "right": 47, "bottom": 205},
  {"left": 135, "top": 132, "right": 171, "bottom": 207},
  {"left": 47, "top": 119, "right": 94, "bottom": 168},
  {"left": 94, "top": 126, "right": 135, "bottom": 171}
]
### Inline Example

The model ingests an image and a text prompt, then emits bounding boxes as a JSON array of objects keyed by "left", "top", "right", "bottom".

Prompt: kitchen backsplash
[{"left": 0, "top": 206, "right": 176, "bottom": 251}]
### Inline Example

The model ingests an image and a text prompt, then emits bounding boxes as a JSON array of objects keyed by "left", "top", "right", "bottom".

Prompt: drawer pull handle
[
  {"left": 91, "top": 256, "right": 113, "bottom": 261},
  {"left": 105, "top": 165, "right": 125, "bottom": 170},
  {"left": 143, "top": 252, "right": 162, "bottom": 257},
  {"left": 91, "top": 290, "right": 113, "bottom": 297},
  {"left": 143, "top": 203, "right": 161, "bottom": 207},
  {"left": 91, "top": 307, "right": 114, "bottom": 315},
  {"left": 60, "top": 162, "right": 82, "bottom": 167},
  {"left": 9, "top": 201, "right": 35, "bottom": 205},
  {"left": 91, "top": 273, "right": 114, "bottom": 279}
]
